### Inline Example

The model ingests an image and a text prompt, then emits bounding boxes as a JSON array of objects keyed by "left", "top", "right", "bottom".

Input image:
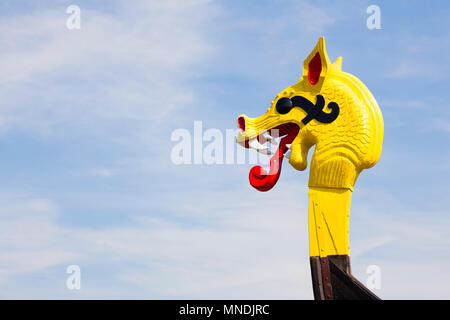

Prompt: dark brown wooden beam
[{"left": 310, "top": 255, "right": 380, "bottom": 300}]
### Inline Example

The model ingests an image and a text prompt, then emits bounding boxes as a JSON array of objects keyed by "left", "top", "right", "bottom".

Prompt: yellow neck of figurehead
[{"left": 308, "top": 187, "right": 352, "bottom": 257}]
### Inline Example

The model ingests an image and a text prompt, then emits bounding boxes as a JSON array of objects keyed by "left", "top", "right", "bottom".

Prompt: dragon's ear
[{"left": 302, "top": 37, "right": 331, "bottom": 87}]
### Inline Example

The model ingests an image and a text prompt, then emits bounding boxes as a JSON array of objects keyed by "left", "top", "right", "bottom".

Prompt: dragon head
[{"left": 237, "top": 37, "right": 384, "bottom": 191}]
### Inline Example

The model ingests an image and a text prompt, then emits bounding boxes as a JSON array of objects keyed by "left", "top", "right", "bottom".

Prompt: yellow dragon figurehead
[
  {"left": 237, "top": 37, "right": 383, "bottom": 192},
  {"left": 236, "top": 37, "right": 384, "bottom": 300}
]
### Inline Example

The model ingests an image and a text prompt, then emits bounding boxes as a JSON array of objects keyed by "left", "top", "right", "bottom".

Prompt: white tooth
[
  {"left": 249, "top": 138, "right": 271, "bottom": 155},
  {"left": 284, "top": 149, "right": 291, "bottom": 159},
  {"left": 262, "top": 132, "right": 278, "bottom": 145},
  {"left": 285, "top": 144, "right": 291, "bottom": 149}
]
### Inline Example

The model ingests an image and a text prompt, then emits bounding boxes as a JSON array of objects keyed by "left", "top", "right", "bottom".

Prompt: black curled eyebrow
[{"left": 290, "top": 94, "right": 340, "bottom": 125}]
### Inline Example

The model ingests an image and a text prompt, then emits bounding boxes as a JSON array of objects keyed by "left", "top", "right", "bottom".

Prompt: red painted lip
[
  {"left": 237, "top": 116, "right": 246, "bottom": 133},
  {"left": 245, "top": 123, "right": 299, "bottom": 192}
]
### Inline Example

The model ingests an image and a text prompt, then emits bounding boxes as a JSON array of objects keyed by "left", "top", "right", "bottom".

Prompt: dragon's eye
[{"left": 276, "top": 97, "right": 293, "bottom": 114}]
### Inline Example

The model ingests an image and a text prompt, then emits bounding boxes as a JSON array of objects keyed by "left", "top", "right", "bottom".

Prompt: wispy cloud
[
  {"left": 0, "top": 0, "right": 218, "bottom": 135},
  {"left": 1, "top": 180, "right": 450, "bottom": 299},
  {"left": 0, "top": 0, "right": 449, "bottom": 300},
  {"left": 430, "top": 118, "right": 450, "bottom": 134},
  {"left": 0, "top": 185, "right": 313, "bottom": 299}
]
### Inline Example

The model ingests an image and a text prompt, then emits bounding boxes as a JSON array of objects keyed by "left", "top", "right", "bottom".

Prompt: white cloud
[
  {"left": 430, "top": 118, "right": 450, "bottom": 134},
  {"left": 0, "top": 185, "right": 313, "bottom": 299},
  {"left": 0, "top": 0, "right": 449, "bottom": 300},
  {"left": 295, "top": 2, "right": 336, "bottom": 34},
  {"left": 1, "top": 181, "right": 449, "bottom": 299},
  {"left": 381, "top": 99, "right": 426, "bottom": 110},
  {"left": 0, "top": 195, "right": 81, "bottom": 279},
  {"left": 383, "top": 34, "right": 450, "bottom": 80},
  {"left": 386, "top": 60, "right": 426, "bottom": 78},
  {"left": 0, "top": 0, "right": 218, "bottom": 134},
  {"left": 91, "top": 167, "right": 115, "bottom": 178}
]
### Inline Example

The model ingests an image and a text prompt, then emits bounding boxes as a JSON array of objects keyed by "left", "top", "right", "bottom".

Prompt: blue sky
[{"left": 0, "top": 0, "right": 449, "bottom": 299}]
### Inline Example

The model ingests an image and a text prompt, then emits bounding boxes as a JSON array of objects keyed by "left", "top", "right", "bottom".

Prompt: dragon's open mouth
[{"left": 239, "top": 122, "right": 299, "bottom": 191}]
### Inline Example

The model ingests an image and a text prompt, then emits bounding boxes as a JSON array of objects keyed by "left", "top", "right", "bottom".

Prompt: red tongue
[{"left": 248, "top": 127, "right": 298, "bottom": 192}]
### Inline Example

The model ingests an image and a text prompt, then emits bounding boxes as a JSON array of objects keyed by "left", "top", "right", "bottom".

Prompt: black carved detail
[
  {"left": 275, "top": 97, "right": 293, "bottom": 114},
  {"left": 275, "top": 94, "right": 339, "bottom": 125},
  {"left": 315, "top": 101, "right": 340, "bottom": 124}
]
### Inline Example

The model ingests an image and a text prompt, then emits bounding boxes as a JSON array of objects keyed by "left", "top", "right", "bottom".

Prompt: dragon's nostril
[{"left": 238, "top": 116, "right": 246, "bottom": 133}]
